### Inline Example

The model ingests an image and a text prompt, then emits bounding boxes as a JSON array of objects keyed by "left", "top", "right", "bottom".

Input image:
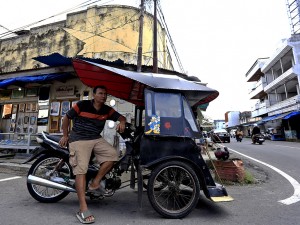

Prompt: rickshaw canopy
[{"left": 72, "top": 59, "right": 219, "bottom": 107}]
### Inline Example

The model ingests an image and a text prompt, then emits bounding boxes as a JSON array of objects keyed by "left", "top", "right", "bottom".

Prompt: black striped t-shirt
[{"left": 66, "top": 100, "right": 121, "bottom": 142}]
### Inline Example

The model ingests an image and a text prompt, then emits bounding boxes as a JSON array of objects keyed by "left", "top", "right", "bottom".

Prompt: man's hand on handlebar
[
  {"left": 116, "top": 121, "right": 126, "bottom": 133},
  {"left": 59, "top": 136, "right": 69, "bottom": 147}
]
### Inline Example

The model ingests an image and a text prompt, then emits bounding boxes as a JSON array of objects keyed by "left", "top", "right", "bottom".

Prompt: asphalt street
[{"left": 1, "top": 138, "right": 300, "bottom": 225}]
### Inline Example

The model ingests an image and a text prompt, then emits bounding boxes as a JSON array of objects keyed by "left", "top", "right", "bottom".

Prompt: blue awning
[
  {"left": 0, "top": 73, "right": 72, "bottom": 89},
  {"left": 261, "top": 115, "right": 279, "bottom": 122},
  {"left": 33, "top": 53, "right": 72, "bottom": 67},
  {"left": 283, "top": 111, "right": 300, "bottom": 119},
  {"left": 273, "top": 112, "right": 291, "bottom": 120},
  {"left": 33, "top": 53, "right": 125, "bottom": 67}
]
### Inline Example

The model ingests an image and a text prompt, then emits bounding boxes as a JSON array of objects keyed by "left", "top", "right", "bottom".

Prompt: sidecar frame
[{"left": 72, "top": 59, "right": 233, "bottom": 202}]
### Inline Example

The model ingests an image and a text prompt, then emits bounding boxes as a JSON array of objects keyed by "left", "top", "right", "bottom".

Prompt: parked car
[{"left": 210, "top": 129, "right": 230, "bottom": 143}]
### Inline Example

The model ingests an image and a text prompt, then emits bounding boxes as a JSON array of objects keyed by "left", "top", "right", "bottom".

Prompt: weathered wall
[{"left": 0, "top": 5, "right": 172, "bottom": 73}]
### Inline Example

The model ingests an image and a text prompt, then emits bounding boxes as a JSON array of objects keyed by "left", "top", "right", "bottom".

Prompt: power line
[
  {"left": 157, "top": 2, "right": 185, "bottom": 73},
  {"left": 0, "top": 0, "right": 113, "bottom": 38}
]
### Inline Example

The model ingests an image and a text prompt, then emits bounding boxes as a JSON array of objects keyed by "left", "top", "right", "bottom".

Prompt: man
[
  {"left": 59, "top": 85, "right": 126, "bottom": 224},
  {"left": 251, "top": 124, "right": 261, "bottom": 143}
]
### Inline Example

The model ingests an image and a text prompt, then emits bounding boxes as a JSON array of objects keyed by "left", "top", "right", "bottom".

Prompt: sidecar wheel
[
  {"left": 142, "top": 169, "right": 166, "bottom": 191},
  {"left": 147, "top": 161, "right": 200, "bottom": 219},
  {"left": 27, "top": 155, "right": 72, "bottom": 203}
]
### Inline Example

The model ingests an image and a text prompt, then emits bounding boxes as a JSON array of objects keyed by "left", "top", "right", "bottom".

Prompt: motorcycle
[
  {"left": 25, "top": 122, "right": 140, "bottom": 201},
  {"left": 25, "top": 59, "right": 233, "bottom": 219},
  {"left": 236, "top": 135, "right": 243, "bottom": 142},
  {"left": 252, "top": 134, "right": 265, "bottom": 145}
]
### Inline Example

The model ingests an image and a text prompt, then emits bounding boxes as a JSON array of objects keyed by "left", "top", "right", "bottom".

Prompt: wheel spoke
[
  {"left": 152, "top": 165, "right": 197, "bottom": 213},
  {"left": 30, "top": 157, "right": 71, "bottom": 199}
]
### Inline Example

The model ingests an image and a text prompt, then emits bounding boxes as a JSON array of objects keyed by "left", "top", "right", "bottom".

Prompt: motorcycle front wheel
[
  {"left": 27, "top": 155, "right": 72, "bottom": 203},
  {"left": 147, "top": 160, "right": 200, "bottom": 219}
]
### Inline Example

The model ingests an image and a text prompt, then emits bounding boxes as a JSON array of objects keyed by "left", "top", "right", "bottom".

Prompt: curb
[{"left": 0, "top": 162, "right": 30, "bottom": 176}]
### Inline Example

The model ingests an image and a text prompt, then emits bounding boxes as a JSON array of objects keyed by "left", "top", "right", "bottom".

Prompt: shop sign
[{"left": 55, "top": 86, "right": 75, "bottom": 97}]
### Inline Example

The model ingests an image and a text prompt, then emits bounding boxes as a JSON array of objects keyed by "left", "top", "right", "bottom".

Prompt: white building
[
  {"left": 227, "top": 111, "right": 240, "bottom": 128},
  {"left": 245, "top": 35, "right": 300, "bottom": 141}
]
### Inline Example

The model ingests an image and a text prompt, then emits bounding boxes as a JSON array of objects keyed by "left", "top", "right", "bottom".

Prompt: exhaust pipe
[{"left": 27, "top": 175, "right": 76, "bottom": 192}]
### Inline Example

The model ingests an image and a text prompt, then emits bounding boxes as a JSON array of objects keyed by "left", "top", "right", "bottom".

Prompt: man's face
[{"left": 94, "top": 88, "right": 107, "bottom": 103}]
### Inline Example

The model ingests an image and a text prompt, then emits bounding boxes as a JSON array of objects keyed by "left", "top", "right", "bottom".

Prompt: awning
[
  {"left": 0, "top": 73, "right": 72, "bottom": 89},
  {"left": 33, "top": 53, "right": 72, "bottom": 66},
  {"left": 273, "top": 112, "right": 291, "bottom": 120},
  {"left": 33, "top": 52, "right": 125, "bottom": 67},
  {"left": 283, "top": 111, "right": 300, "bottom": 119},
  {"left": 72, "top": 59, "right": 219, "bottom": 107},
  {"left": 261, "top": 115, "right": 279, "bottom": 122}
]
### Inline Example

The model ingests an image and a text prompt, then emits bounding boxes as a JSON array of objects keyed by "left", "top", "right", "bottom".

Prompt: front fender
[{"left": 22, "top": 147, "right": 69, "bottom": 164}]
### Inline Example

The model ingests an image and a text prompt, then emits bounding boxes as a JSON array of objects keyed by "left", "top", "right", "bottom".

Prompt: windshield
[{"left": 144, "top": 89, "right": 199, "bottom": 138}]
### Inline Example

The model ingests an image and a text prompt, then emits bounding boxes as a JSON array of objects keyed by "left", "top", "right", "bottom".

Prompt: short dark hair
[{"left": 93, "top": 85, "right": 107, "bottom": 94}]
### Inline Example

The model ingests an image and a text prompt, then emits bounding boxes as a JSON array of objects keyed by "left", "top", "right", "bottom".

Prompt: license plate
[{"left": 259, "top": 138, "right": 264, "bottom": 141}]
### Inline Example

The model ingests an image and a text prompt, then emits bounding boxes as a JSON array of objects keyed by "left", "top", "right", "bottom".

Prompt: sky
[{"left": 0, "top": 0, "right": 292, "bottom": 120}]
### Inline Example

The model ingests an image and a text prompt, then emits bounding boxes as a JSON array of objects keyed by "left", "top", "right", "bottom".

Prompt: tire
[
  {"left": 147, "top": 161, "right": 200, "bottom": 219},
  {"left": 27, "top": 155, "right": 72, "bottom": 203}
]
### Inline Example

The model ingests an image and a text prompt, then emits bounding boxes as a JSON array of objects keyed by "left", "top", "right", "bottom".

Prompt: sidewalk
[{"left": 0, "top": 153, "right": 32, "bottom": 176}]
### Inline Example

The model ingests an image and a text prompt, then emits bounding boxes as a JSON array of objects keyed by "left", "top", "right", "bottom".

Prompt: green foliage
[{"left": 242, "top": 170, "right": 255, "bottom": 184}]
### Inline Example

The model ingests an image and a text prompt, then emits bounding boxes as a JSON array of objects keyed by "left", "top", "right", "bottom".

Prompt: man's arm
[
  {"left": 116, "top": 115, "right": 126, "bottom": 133},
  {"left": 59, "top": 115, "right": 71, "bottom": 147}
]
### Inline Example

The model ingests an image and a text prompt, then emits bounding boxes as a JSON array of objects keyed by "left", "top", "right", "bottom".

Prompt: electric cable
[{"left": 0, "top": 0, "right": 113, "bottom": 38}]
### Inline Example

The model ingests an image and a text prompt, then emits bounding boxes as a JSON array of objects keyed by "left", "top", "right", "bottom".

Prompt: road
[{"left": 1, "top": 138, "right": 300, "bottom": 225}]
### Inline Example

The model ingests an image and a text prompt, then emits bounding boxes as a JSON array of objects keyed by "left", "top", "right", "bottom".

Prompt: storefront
[{"left": 0, "top": 72, "right": 75, "bottom": 153}]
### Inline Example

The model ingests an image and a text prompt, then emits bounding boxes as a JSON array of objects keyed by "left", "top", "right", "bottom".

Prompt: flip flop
[
  {"left": 87, "top": 185, "right": 106, "bottom": 194},
  {"left": 76, "top": 210, "right": 95, "bottom": 224}
]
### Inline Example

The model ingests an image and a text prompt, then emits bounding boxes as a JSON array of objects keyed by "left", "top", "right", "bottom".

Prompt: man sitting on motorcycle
[
  {"left": 251, "top": 124, "right": 261, "bottom": 143},
  {"left": 59, "top": 85, "right": 126, "bottom": 224},
  {"left": 235, "top": 129, "right": 243, "bottom": 141}
]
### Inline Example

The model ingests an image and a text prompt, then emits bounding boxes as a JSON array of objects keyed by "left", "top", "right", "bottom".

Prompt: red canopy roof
[{"left": 72, "top": 59, "right": 219, "bottom": 107}]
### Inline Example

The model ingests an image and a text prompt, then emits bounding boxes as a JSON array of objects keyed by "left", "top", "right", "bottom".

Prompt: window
[
  {"left": 2, "top": 104, "right": 12, "bottom": 119},
  {"left": 154, "top": 93, "right": 181, "bottom": 117},
  {"left": 146, "top": 92, "right": 153, "bottom": 117},
  {"left": 182, "top": 98, "right": 198, "bottom": 132}
]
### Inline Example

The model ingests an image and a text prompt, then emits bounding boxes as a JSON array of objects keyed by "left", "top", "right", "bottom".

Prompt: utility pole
[
  {"left": 137, "top": 0, "right": 145, "bottom": 72},
  {"left": 153, "top": 0, "right": 158, "bottom": 73}
]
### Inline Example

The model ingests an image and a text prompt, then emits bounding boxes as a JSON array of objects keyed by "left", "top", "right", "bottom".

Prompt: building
[
  {"left": 245, "top": 35, "right": 300, "bottom": 141},
  {"left": 214, "top": 120, "right": 226, "bottom": 129},
  {"left": 0, "top": 4, "right": 175, "bottom": 152},
  {"left": 226, "top": 111, "right": 240, "bottom": 128}
]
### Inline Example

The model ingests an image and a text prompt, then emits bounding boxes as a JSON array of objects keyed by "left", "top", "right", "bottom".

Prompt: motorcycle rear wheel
[
  {"left": 27, "top": 155, "right": 72, "bottom": 203},
  {"left": 147, "top": 160, "right": 200, "bottom": 219}
]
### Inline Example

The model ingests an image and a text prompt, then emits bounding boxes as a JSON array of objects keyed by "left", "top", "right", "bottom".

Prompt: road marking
[
  {"left": 0, "top": 176, "right": 22, "bottom": 182},
  {"left": 227, "top": 147, "right": 300, "bottom": 205}
]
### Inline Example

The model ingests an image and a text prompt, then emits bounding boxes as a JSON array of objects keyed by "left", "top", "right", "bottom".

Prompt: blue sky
[{"left": 0, "top": 0, "right": 292, "bottom": 119}]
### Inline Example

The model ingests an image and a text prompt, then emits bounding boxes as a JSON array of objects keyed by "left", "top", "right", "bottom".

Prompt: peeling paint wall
[{"left": 0, "top": 5, "right": 173, "bottom": 73}]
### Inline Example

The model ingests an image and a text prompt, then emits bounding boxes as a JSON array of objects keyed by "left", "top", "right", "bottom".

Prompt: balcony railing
[
  {"left": 249, "top": 79, "right": 266, "bottom": 99},
  {"left": 267, "top": 94, "right": 300, "bottom": 113},
  {"left": 251, "top": 101, "right": 269, "bottom": 117},
  {"left": 264, "top": 67, "right": 296, "bottom": 92}
]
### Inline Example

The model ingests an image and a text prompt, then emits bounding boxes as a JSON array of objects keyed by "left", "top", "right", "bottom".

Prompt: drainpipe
[
  {"left": 153, "top": 0, "right": 158, "bottom": 73},
  {"left": 137, "top": 0, "right": 145, "bottom": 72}
]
